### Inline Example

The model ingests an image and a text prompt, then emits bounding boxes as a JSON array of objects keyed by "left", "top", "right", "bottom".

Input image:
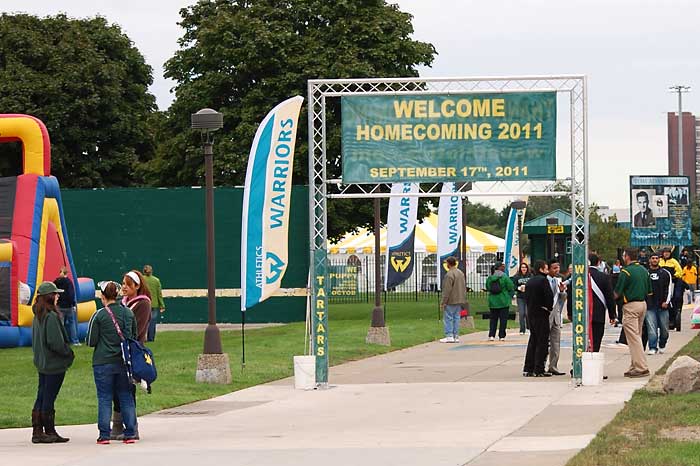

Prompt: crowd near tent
[{"left": 328, "top": 213, "right": 505, "bottom": 292}]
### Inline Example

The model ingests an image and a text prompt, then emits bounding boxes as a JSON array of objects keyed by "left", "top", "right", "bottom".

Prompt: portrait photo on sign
[
  {"left": 652, "top": 194, "right": 668, "bottom": 218},
  {"left": 631, "top": 189, "right": 656, "bottom": 228},
  {"left": 665, "top": 186, "right": 689, "bottom": 205}
]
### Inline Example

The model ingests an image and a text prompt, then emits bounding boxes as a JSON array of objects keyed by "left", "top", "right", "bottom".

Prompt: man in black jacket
[
  {"left": 523, "top": 260, "right": 554, "bottom": 377},
  {"left": 646, "top": 252, "right": 672, "bottom": 355},
  {"left": 589, "top": 254, "right": 616, "bottom": 352},
  {"left": 54, "top": 267, "right": 78, "bottom": 345}
]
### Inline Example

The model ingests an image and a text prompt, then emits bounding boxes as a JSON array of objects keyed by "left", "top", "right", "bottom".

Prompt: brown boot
[
  {"left": 31, "top": 410, "right": 51, "bottom": 444},
  {"left": 110, "top": 411, "right": 124, "bottom": 440},
  {"left": 42, "top": 410, "right": 69, "bottom": 443}
]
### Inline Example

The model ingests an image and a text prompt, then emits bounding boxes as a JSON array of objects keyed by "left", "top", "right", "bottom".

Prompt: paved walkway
[{"left": 1, "top": 320, "right": 697, "bottom": 466}]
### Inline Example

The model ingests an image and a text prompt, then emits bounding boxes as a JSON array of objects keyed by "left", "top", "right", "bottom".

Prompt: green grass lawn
[
  {"left": 567, "top": 335, "right": 700, "bottom": 466},
  {"left": 1, "top": 293, "right": 515, "bottom": 429}
]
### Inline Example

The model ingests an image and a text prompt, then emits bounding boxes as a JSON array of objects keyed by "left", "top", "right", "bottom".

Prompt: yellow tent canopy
[{"left": 328, "top": 213, "right": 504, "bottom": 255}]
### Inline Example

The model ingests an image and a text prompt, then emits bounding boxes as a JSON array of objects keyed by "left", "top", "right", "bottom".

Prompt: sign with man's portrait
[{"left": 630, "top": 176, "right": 691, "bottom": 247}]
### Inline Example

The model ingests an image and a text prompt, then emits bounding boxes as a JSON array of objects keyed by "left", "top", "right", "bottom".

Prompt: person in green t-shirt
[
  {"left": 142, "top": 265, "right": 165, "bottom": 342},
  {"left": 614, "top": 248, "right": 652, "bottom": 378}
]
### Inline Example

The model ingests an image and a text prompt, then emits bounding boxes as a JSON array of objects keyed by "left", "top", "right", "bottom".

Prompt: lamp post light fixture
[
  {"left": 546, "top": 217, "right": 559, "bottom": 261},
  {"left": 510, "top": 200, "right": 527, "bottom": 266},
  {"left": 192, "top": 108, "right": 231, "bottom": 384}
]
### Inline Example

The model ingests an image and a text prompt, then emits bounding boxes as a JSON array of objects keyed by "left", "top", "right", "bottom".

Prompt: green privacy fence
[{"left": 60, "top": 186, "right": 309, "bottom": 323}]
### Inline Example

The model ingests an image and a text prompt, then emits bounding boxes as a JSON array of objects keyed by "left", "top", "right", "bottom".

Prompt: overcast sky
[{"left": 3, "top": 0, "right": 699, "bottom": 211}]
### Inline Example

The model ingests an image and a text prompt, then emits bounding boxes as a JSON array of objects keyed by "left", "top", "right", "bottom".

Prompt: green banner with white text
[{"left": 341, "top": 92, "right": 557, "bottom": 183}]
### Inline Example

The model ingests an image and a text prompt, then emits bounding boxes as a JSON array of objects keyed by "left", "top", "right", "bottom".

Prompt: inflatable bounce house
[{"left": 0, "top": 114, "right": 96, "bottom": 348}]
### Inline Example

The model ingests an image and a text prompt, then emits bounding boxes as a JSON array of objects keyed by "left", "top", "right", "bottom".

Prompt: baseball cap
[
  {"left": 36, "top": 281, "right": 63, "bottom": 296},
  {"left": 494, "top": 261, "right": 504, "bottom": 269}
]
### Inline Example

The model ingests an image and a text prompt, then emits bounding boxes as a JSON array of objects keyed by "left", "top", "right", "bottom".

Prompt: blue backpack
[{"left": 105, "top": 306, "right": 157, "bottom": 392}]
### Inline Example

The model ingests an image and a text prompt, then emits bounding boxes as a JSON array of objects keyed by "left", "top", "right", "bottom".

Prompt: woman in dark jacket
[
  {"left": 511, "top": 262, "right": 532, "bottom": 334},
  {"left": 87, "top": 281, "right": 138, "bottom": 444},
  {"left": 109, "top": 270, "right": 151, "bottom": 440},
  {"left": 31, "top": 281, "right": 74, "bottom": 444}
]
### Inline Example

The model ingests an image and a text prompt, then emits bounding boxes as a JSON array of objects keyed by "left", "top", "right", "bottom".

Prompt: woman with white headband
[
  {"left": 110, "top": 270, "right": 151, "bottom": 441},
  {"left": 121, "top": 270, "right": 151, "bottom": 344}
]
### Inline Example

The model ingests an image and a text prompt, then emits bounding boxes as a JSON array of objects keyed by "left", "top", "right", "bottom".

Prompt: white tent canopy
[{"left": 328, "top": 213, "right": 504, "bottom": 255}]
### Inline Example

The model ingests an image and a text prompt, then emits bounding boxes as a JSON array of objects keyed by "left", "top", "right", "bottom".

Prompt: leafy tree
[
  {"left": 147, "top": 0, "right": 436, "bottom": 239},
  {"left": 523, "top": 180, "right": 573, "bottom": 222},
  {"left": 589, "top": 210, "right": 629, "bottom": 263},
  {"left": 464, "top": 200, "right": 506, "bottom": 237},
  {"left": 0, "top": 14, "right": 156, "bottom": 187}
]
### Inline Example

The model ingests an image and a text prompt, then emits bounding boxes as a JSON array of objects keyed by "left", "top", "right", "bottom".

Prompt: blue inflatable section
[
  {"left": 18, "top": 326, "right": 32, "bottom": 346},
  {"left": 76, "top": 278, "right": 95, "bottom": 303},
  {"left": 0, "top": 325, "right": 20, "bottom": 348},
  {"left": 78, "top": 322, "right": 88, "bottom": 342}
]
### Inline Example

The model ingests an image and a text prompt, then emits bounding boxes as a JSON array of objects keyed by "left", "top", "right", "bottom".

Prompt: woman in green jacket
[{"left": 31, "top": 281, "right": 75, "bottom": 444}]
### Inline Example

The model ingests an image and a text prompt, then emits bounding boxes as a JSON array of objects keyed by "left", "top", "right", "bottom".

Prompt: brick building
[{"left": 668, "top": 111, "right": 700, "bottom": 196}]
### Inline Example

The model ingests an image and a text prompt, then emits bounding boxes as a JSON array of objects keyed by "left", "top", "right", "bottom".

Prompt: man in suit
[
  {"left": 523, "top": 260, "right": 554, "bottom": 377},
  {"left": 588, "top": 254, "right": 616, "bottom": 352},
  {"left": 547, "top": 260, "right": 567, "bottom": 376},
  {"left": 633, "top": 191, "right": 655, "bottom": 227}
]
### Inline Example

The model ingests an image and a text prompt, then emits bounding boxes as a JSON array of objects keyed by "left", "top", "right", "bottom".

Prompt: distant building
[{"left": 667, "top": 111, "right": 699, "bottom": 196}]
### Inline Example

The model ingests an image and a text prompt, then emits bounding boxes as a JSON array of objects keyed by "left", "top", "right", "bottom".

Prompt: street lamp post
[
  {"left": 669, "top": 85, "right": 690, "bottom": 177},
  {"left": 192, "top": 108, "right": 231, "bottom": 384},
  {"left": 546, "top": 217, "right": 559, "bottom": 261},
  {"left": 510, "top": 200, "right": 527, "bottom": 266}
]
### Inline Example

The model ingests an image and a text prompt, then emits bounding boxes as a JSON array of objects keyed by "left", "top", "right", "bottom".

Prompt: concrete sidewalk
[{"left": 1, "top": 322, "right": 697, "bottom": 466}]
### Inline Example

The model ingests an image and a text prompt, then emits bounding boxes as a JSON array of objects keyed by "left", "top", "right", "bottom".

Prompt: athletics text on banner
[
  {"left": 384, "top": 182, "right": 419, "bottom": 290},
  {"left": 241, "top": 96, "right": 304, "bottom": 310},
  {"left": 437, "top": 182, "right": 462, "bottom": 288}
]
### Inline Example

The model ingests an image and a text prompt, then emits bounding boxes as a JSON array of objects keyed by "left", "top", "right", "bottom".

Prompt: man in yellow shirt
[{"left": 682, "top": 261, "right": 697, "bottom": 291}]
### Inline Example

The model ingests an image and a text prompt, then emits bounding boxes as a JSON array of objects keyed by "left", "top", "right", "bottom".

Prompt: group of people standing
[{"left": 30, "top": 266, "right": 164, "bottom": 444}]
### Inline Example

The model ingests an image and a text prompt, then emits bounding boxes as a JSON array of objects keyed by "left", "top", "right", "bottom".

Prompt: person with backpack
[
  {"left": 86, "top": 281, "right": 138, "bottom": 444},
  {"left": 30, "top": 282, "right": 74, "bottom": 444},
  {"left": 485, "top": 261, "right": 515, "bottom": 341},
  {"left": 109, "top": 270, "right": 152, "bottom": 440}
]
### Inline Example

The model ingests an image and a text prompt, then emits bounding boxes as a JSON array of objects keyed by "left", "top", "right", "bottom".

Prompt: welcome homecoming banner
[
  {"left": 437, "top": 182, "right": 462, "bottom": 288},
  {"left": 241, "top": 96, "right": 304, "bottom": 310},
  {"left": 384, "top": 182, "right": 419, "bottom": 290}
]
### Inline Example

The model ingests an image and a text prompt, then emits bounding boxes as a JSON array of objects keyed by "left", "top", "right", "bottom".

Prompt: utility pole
[{"left": 669, "top": 85, "right": 691, "bottom": 176}]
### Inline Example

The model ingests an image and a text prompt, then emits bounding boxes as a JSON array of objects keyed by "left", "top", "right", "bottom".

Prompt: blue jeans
[
  {"left": 443, "top": 304, "right": 461, "bottom": 338},
  {"left": 645, "top": 307, "right": 669, "bottom": 350},
  {"left": 61, "top": 306, "right": 79, "bottom": 344},
  {"left": 517, "top": 297, "right": 528, "bottom": 333},
  {"left": 147, "top": 308, "right": 160, "bottom": 342},
  {"left": 93, "top": 363, "right": 136, "bottom": 439},
  {"left": 33, "top": 372, "right": 66, "bottom": 411}
]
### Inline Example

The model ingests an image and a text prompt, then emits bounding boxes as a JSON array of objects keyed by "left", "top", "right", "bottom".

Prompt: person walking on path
[
  {"left": 142, "top": 265, "right": 165, "bottom": 342},
  {"left": 31, "top": 281, "right": 74, "bottom": 444},
  {"left": 486, "top": 261, "right": 515, "bottom": 341},
  {"left": 681, "top": 260, "right": 697, "bottom": 303},
  {"left": 645, "top": 253, "right": 672, "bottom": 355},
  {"left": 614, "top": 248, "right": 652, "bottom": 378},
  {"left": 86, "top": 281, "right": 138, "bottom": 444},
  {"left": 588, "top": 254, "right": 616, "bottom": 352},
  {"left": 523, "top": 260, "right": 554, "bottom": 377},
  {"left": 511, "top": 262, "right": 532, "bottom": 335},
  {"left": 659, "top": 247, "right": 684, "bottom": 330},
  {"left": 53, "top": 267, "right": 78, "bottom": 346},
  {"left": 546, "top": 260, "right": 566, "bottom": 376},
  {"left": 440, "top": 256, "right": 466, "bottom": 343}
]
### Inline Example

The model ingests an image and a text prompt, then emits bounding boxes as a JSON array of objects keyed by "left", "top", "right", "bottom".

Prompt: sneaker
[
  {"left": 499, "top": 338, "right": 505, "bottom": 341},
  {"left": 488, "top": 337, "right": 495, "bottom": 341},
  {"left": 123, "top": 437, "right": 137, "bottom": 444},
  {"left": 647, "top": 349, "right": 658, "bottom": 355},
  {"left": 452, "top": 336, "right": 460, "bottom": 343},
  {"left": 625, "top": 369, "right": 650, "bottom": 378},
  {"left": 96, "top": 438, "right": 110, "bottom": 445},
  {"left": 439, "top": 336, "right": 455, "bottom": 343},
  {"left": 659, "top": 347, "right": 666, "bottom": 354},
  {"left": 519, "top": 332, "right": 525, "bottom": 335},
  {"left": 72, "top": 342, "right": 82, "bottom": 346}
]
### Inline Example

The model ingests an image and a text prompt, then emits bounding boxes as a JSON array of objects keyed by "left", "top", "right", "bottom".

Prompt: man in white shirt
[{"left": 547, "top": 259, "right": 567, "bottom": 376}]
